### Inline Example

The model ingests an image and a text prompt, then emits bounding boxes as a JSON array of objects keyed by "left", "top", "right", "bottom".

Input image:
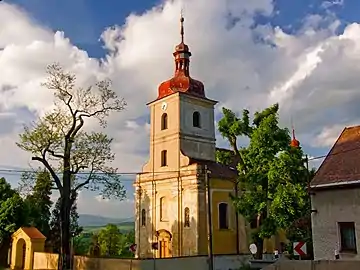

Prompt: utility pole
[{"left": 205, "top": 165, "right": 214, "bottom": 270}]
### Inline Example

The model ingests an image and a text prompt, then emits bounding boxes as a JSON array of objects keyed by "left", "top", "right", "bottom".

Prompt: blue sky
[
  {"left": 10, "top": 0, "right": 161, "bottom": 58},
  {"left": 2, "top": 0, "right": 360, "bottom": 218},
  {"left": 7, "top": 0, "right": 354, "bottom": 57}
]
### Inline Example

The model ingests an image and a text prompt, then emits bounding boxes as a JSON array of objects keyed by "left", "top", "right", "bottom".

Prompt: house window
[
  {"left": 141, "top": 209, "right": 146, "bottom": 226},
  {"left": 339, "top": 222, "right": 357, "bottom": 253},
  {"left": 160, "top": 197, "right": 168, "bottom": 221},
  {"left": 193, "top": 111, "right": 201, "bottom": 128},
  {"left": 161, "top": 150, "right": 167, "bottom": 167},
  {"left": 161, "top": 113, "right": 168, "bottom": 130},
  {"left": 219, "top": 203, "right": 229, "bottom": 229},
  {"left": 184, "top": 207, "right": 190, "bottom": 227}
]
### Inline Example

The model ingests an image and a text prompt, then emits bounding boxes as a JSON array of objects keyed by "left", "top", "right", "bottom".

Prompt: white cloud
[
  {"left": 311, "top": 122, "right": 359, "bottom": 148},
  {"left": 321, "top": 0, "right": 344, "bottom": 9},
  {"left": 2, "top": 0, "right": 360, "bottom": 217}
]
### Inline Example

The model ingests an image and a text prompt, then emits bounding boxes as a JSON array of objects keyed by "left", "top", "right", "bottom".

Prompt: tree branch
[
  {"left": 31, "top": 156, "right": 63, "bottom": 194},
  {"left": 71, "top": 165, "right": 87, "bottom": 175},
  {"left": 74, "top": 168, "right": 94, "bottom": 192},
  {"left": 48, "top": 149, "right": 65, "bottom": 159}
]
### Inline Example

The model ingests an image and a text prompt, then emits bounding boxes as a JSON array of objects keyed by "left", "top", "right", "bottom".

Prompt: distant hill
[{"left": 78, "top": 214, "right": 134, "bottom": 227}]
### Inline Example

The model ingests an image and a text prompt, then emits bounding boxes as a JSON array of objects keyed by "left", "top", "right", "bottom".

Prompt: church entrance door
[{"left": 157, "top": 230, "right": 172, "bottom": 258}]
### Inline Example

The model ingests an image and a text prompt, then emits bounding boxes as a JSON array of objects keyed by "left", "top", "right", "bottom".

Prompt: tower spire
[
  {"left": 290, "top": 120, "right": 300, "bottom": 148},
  {"left": 173, "top": 13, "right": 191, "bottom": 76},
  {"left": 180, "top": 9, "right": 184, "bottom": 43},
  {"left": 156, "top": 16, "right": 205, "bottom": 100}
]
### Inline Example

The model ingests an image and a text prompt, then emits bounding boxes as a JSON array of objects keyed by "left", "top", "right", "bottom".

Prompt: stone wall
[{"left": 32, "top": 253, "right": 250, "bottom": 270}]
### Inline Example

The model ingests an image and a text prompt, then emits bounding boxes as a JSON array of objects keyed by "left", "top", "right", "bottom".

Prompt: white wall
[{"left": 311, "top": 188, "right": 360, "bottom": 260}]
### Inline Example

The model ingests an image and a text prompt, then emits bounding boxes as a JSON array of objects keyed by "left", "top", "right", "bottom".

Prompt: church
[{"left": 134, "top": 16, "right": 284, "bottom": 259}]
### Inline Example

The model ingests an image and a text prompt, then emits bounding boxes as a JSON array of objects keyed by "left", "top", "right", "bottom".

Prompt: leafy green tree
[
  {"left": 16, "top": 63, "right": 127, "bottom": 269},
  {"left": 0, "top": 178, "right": 29, "bottom": 266},
  {"left": 20, "top": 170, "right": 53, "bottom": 238},
  {"left": 285, "top": 168, "right": 316, "bottom": 259},
  {"left": 49, "top": 192, "right": 83, "bottom": 253},
  {"left": 118, "top": 230, "right": 135, "bottom": 258},
  {"left": 98, "top": 224, "right": 122, "bottom": 256},
  {"left": 73, "top": 234, "right": 92, "bottom": 255},
  {"left": 217, "top": 104, "right": 310, "bottom": 258},
  {"left": 89, "top": 233, "right": 101, "bottom": 256}
]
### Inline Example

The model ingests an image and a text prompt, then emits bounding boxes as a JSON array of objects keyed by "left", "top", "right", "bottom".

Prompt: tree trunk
[
  {"left": 59, "top": 140, "right": 73, "bottom": 270},
  {"left": 255, "top": 238, "right": 264, "bottom": 259},
  {"left": 59, "top": 190, "right": 72, "bottom": 269}
]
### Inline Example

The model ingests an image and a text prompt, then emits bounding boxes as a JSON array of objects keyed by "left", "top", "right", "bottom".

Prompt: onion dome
[
  {"left": 290, "top": 128, "right": 300, "bottom": 148},
  {"left": 157, "top": 15, "right": 205, "bottom": 100}
]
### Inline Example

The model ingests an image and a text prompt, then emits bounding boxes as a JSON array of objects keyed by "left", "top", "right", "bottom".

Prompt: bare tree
[{"left": 17, "top": 63, "right": 127, "bottom": 270}]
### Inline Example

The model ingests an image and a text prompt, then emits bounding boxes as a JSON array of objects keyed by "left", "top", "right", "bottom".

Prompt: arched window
[
  {"left": 184, "top": 207, "right": 190, "bottom": 227},
  {"left": 193, "top": 111, "right": 201, "bottom": 128},
  {"left": 161, "top": 150, "right": 167, "bottom": 167},
  {"left": 160, "top": 197, "right": 168, "bottom": 221},
  {"left": 218, "top": 203, "right": 229, "bottom": 229},
  {"left": 161, "top": 113, "right": 168, "bottom": 130},
  {"left": 141, "top": 209, "right": 146, "bottom": 226}
]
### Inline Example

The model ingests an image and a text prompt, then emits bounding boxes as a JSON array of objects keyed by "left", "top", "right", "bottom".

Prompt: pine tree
[
  {"left": 49, "top": 192, "right": 83, "bottom": 253},
  {"left": 70, "top": 193, "right": 83, "bottom": 237},
  {"left": 24, "top": 170, "right": 53, "bottom": 237},
  {"left": 49, "top": 198, "right": 61, "bottom": 253}
]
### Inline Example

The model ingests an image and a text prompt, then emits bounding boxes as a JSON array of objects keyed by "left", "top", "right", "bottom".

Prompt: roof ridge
[
  {"left": 310, "top": 127, "right": 347, "bottom": 186},
  {"left": 344, "top": 124, "right": 360, "bottom": 130}
]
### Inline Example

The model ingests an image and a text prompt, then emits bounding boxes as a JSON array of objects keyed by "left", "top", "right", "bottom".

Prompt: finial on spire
[
  {"left": 180, "top": 9, "right": 184, "bottom": 43},
  {"left": 290, "top": 119, "right": 300, "bottom": 148},
  {"left": 292, "top": 126, "right": 296, "bottom": 140},
  {"left": 290, "top": 117, "right": 296, "bottom": 139}
]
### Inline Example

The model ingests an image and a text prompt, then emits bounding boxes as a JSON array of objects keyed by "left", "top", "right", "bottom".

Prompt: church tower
[
  {"left": 134, "top": 15, "right": 247, "bottom": 259},
  {"left": 142, "top": 15, "right": 217, "bottom": 175}
]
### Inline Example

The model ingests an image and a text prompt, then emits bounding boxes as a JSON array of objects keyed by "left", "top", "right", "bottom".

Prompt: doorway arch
[
  {"left": 156, "top": 229, "right": 172, "bottom": 258},
  {"left": 14, "top": 238, "right": 26, "bottom": 269}
]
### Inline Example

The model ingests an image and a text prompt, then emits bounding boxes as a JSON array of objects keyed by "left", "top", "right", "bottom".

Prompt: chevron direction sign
[{"left": 293, "top": 241, "right": 307, "bottom": 256}]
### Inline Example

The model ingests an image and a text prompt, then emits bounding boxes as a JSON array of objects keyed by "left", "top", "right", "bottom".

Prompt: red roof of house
[
  {"left": 310, "top": 125, "right": 360, "bottom": 188},
  {"left": 21, "top": 227, "right": 46, "bottom": 239}
]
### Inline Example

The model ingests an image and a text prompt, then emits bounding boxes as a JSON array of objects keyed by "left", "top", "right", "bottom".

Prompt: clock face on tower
[{"left": 161, "top": 102, "right": 167, "bottom": 111}]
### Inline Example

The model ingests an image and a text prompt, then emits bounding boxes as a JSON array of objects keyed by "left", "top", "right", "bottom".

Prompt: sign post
[
  {"left": 293, "top": 242, "right": 307, "bottom": 259},
  {"left": 128, "top": 244, "right": 137, "bottom": 270},
  {"left": 274, "top": 250, "right": 279, "bottom": 259},
  {"left": 249, "top": 243, "right": 257, "bottom": 259}
]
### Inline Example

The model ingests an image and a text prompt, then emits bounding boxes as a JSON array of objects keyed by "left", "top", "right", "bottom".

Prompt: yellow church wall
[
  {"left": 135, "top": 173, "right": 203, "bottom": 258},
  {"left": 211, "top": 188, "right": 240, "bottom": 254},
  {"left": 209, "top": 178, "right": 288, "bottom": 254}
]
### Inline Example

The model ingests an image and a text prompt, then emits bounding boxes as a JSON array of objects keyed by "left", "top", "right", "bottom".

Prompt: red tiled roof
[
  {"left": 21, "top": 227, "right": 46, "bottom": 239},
  {"left": 188, "top": 157, "right": 238, "bottom": 180},
  {"left": 311, "top": 125, "right": 360, "bottom": 188}
]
